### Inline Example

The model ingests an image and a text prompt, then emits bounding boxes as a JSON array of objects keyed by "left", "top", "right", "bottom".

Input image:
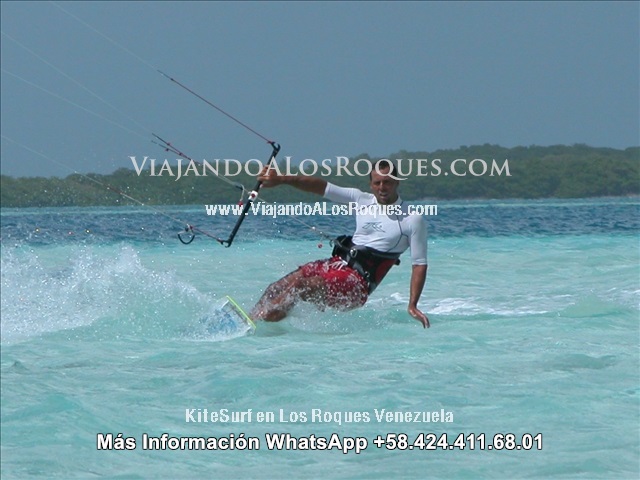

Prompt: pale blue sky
[{"left": 1, "top": 1, "right": 638, "bottom": 177}]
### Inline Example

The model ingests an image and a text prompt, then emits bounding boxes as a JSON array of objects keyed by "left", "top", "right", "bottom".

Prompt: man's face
[{"left": 369, "top": 168, "right": 399, "bottom": 205}]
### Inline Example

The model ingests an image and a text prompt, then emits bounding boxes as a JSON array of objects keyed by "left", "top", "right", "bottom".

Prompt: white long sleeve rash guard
[{"left": 323, "top": 182, "right": 428, "bottom": 266}]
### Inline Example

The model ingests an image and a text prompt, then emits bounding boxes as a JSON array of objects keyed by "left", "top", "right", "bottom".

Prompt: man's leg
[{"left": 251, "top": 269, "right": 327, "bottom": 322}]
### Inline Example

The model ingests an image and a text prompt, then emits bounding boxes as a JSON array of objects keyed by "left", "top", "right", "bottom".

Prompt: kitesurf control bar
[
  {"left": 218, "top": 142, "right": 281, "bottom": 247},
  {"left": 153, "top": 71, "right": 282, "bottom": 247}
]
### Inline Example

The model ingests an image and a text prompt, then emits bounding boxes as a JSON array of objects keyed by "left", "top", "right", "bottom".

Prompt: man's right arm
[{"left": 258, "top": 167, "right": 327, "bottom": 195}]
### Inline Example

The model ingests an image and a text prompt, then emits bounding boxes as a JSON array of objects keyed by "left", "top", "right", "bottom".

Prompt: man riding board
[{"left": 250, "top": 160, "right": 430, "bottom": 328}]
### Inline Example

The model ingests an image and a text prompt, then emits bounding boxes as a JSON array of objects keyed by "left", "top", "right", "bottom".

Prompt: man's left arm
[
  {"left": 408, "top": 264, "right": 429, "bottom": 328},
  {"left": 407, "top": 213, "right": 429, "bottom": 328}
]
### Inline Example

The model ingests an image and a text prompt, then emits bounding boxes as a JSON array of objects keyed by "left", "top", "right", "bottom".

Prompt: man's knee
[{"left": 296, "top": 276, "right": 327, "bottom": 301}]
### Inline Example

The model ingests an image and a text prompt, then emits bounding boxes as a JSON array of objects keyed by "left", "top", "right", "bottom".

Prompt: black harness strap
[{"left": 331, "top": 235, "right": 401, "bottom": 294}]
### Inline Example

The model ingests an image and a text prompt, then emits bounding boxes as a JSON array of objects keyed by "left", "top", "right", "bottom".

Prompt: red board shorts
[{"left": 297, "top": 256, "right": 368, "bottom": 309}]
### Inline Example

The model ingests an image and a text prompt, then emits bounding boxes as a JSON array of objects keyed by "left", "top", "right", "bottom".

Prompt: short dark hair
[{"left": 369, "top": 159, "right": 397, "bottom": 179}]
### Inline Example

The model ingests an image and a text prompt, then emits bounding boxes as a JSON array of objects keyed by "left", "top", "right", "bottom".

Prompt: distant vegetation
[{"left": 1, "top": 144, "right": 638, "bottom": 207}]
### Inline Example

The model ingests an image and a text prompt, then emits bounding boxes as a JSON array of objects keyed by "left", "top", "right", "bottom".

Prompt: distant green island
[{"left": 1, "top": 144, "right": 638, "bottom": 207}]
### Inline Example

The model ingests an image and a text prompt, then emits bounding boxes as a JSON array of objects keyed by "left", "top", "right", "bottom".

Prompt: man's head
[{"left": 369, "top": 160, "right": 399, "bottom": 205}]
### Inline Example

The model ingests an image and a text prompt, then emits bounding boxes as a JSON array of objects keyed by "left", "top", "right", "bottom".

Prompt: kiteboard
[
  {"left": 195, "top": 295, "right": 256, "bottom": 339},
  {"left": 214, "top": 295, "right": 256, "bottom": 333}
]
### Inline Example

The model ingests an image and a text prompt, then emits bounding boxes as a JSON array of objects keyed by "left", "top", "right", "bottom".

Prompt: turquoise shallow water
[{"left": 1, "top": 198, "right": 639, "bottom": 479}]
